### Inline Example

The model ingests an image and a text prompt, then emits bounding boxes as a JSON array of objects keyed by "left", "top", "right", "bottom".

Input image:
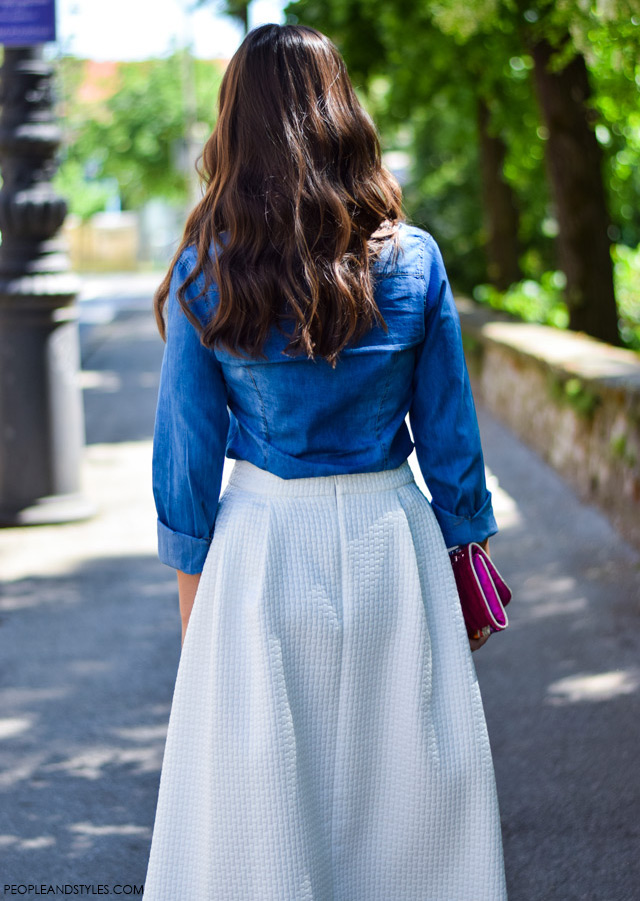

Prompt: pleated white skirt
[{"left": 142, "top": 459, "right": 508, "bottom": 901}]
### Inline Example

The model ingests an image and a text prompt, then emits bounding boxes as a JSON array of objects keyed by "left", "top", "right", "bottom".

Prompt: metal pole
[{"left": 0, "top": 45, "right": 94, "bottom": 525}]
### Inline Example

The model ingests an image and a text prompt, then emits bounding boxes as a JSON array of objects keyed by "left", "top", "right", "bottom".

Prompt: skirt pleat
[{"left": 142, "top": 459, "right": 508, "bottom": 901}]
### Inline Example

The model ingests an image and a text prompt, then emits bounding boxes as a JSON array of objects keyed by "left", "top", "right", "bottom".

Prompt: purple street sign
[{"left": 0, "top": 0, "right": 56, "bottom": 46}]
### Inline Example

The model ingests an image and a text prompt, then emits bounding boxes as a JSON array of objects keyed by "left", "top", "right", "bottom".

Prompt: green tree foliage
[
  {"left": 428, "top": 0, "right": 639, "bottom": 344},
  {"left": 285, "top": 0, "right": 551, "bottom": 290},
  {"left": 286, "top": 0, "right": 640, "bottom": 347},
  {"left": 55, "top": 54, "right": 224, "bottom": 215}
]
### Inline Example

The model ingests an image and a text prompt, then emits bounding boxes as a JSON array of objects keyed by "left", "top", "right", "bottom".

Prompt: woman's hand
[
  {"left": 469, "top": 626, "right": 491, "bottom": 652},
  {"left": 469, "top": 536, "right": 491, "bottom": 653},
  {"left": 176, "top": 570, "right": 201, "bottom": 647}
]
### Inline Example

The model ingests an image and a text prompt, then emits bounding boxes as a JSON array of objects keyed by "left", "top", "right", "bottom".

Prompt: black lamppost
[{"left": 0, "top": 41, "right": 94, "bottom": 524}]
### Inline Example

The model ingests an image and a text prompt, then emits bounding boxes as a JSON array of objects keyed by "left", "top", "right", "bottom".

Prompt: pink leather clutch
[{"left": 448, "top": 542, "right": 512, "bottom": 638}]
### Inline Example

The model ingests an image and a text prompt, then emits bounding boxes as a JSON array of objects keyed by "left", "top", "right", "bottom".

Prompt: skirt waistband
[{"left": 227, "top": 458, "right": 415, "bottom": 497}]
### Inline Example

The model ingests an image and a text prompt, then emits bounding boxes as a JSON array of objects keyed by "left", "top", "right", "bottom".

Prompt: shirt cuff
[
  {"left": 157, "top": 519, "right": 211, "bottom": 574},
  {"left": 429, "top": 492, "right": 499, "bottom": 548}
]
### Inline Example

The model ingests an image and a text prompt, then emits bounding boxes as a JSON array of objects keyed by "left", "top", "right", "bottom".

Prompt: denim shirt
[{"left": 152, "top": 222, "right": 498, "bottom": 573}]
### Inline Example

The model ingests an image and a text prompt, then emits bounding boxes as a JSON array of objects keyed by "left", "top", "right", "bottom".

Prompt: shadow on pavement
[
  {"left": 0, "top": 553, "right": 178, "bottom": 887},
  {"left": 475, "top": 409, "right": 640, "bottom": 901}
]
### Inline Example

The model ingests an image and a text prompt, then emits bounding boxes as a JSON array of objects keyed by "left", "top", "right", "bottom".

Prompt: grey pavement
[{"left": 1, "top": 275, "right": 639, "bottom": 900}]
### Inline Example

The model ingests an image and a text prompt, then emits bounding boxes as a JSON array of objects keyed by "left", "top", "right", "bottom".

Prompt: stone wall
[{"left": 456, "top": 298, "right": 640, "bottom": 550}]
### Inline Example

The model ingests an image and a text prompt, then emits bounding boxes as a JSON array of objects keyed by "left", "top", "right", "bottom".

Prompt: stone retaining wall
[{"left": 456, "top": 298, "right": 640, "bottom": 551}]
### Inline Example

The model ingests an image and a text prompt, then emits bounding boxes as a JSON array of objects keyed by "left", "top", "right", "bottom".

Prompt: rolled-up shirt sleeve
[
  {"left": 152, "top": 251, "right": 229, "bottom": 573},
  {"left": 408, "top": 234, "right": 498, "bottom": 548}
]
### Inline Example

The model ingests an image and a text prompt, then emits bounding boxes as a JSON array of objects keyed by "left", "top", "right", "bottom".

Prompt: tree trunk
[
  {"left": 530, "top": 36, "right": 620, "bottom": 345},
  {"left": 477, "top": 96, "right": 522, "bottom": 289}
]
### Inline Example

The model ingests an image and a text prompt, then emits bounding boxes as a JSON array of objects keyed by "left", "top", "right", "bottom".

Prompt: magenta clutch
[{"left": 448, "top": 542, "right": 512, "bottom": 637}]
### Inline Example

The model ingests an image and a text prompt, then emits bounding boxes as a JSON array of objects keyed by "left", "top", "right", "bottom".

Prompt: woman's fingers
[{"left": 469, "top": 626, "right": 491, "bottom": 652}]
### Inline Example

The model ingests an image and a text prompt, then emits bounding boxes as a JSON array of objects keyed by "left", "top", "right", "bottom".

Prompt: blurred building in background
[{"left": 55, "top": 54, "right": 228, "bottom": 271}]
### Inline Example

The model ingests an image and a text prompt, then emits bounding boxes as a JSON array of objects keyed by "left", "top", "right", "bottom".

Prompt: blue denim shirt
[{"left": 152, "top": 222, "right": 498, "bottom": 572}]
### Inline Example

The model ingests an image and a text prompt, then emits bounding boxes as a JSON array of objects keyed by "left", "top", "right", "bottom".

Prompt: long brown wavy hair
[{"left": 153, "top": 23, "right": 404, "bottom": 368}]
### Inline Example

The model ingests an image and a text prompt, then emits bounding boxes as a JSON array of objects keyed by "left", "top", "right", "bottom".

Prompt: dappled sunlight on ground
[
  {"left": 0, "top": 834, "right": 57, "bottom": 851},
  {"left": 42, "top": 742, "right": 163, "bottom": 781},
  {"left": 514, "top": 595, "right": 588, "bottom": 622},
  {"left": 546, "top": 669, "right": 640, "bottom": 705},
  {"left": 0, "top": 546, "right": 178, "bottom": 883},
  {"left": 0, "top": 718, "right": 33, "bottom": 740},
  {"left": 486, "top": 469, "right": 522, "bottom": 531},
  {"left": 407, "top": 453, "right": 524, "bottom": 534}
]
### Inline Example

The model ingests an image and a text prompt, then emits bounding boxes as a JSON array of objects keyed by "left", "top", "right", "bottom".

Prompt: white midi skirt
[{"left": 142, "top": 459, "right": 508, "bottom": 901}]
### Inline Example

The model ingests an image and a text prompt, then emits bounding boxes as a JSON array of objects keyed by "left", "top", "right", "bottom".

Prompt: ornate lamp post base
[{"left": 0, "top": 47, "right": 95, "bottom": 526}]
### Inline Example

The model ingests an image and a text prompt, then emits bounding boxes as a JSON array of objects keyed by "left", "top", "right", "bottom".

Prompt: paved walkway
[{"left": 1, "top": 277, "right": 639, "bottom": 899}]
